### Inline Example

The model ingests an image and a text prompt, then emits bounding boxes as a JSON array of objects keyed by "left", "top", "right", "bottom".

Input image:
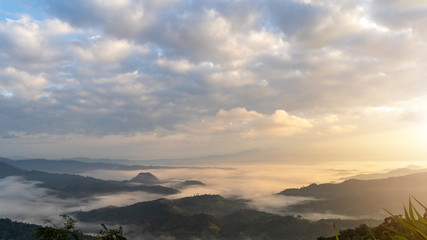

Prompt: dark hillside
[
  {"left": 75, "top": 194, "right": 381, "bottom": 240},
  {"left": 0, "top": 218, "right": 40, "bottom": 240},
  {"left": 0, "top": 162, "right": 178, "bottom": 198},
  {"left": 279, "top": 172, "right": 427, "bottom": 217}
]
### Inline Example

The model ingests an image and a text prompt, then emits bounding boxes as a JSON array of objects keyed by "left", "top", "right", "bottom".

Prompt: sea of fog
[{"left": 0, "top": 161, "right": 414, "bottom": 225}]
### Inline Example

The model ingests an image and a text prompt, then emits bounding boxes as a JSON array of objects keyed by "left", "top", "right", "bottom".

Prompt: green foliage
[
  {"left": 321, "top": 197, "right": 427, "bottom": 240},
  {"left": 384, "top": 197, "right": 427, "bottom": 240},
  {"left": 35, "top": 214, "right": 85, "bottom": 240},
  {"left": 96, "top": 224, "right": 126, "bottom": 240},
  {"left": 35, "top": 215, "right": 127, "bottom": 240}
]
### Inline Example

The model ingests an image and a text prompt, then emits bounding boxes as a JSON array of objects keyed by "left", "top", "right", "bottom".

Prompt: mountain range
[
  {"left": 340, "top": 165, "right": 427, "bottom": 181},
  {"left": 0, "top": 161, "right": 178, "bottom": 198},
  {"left": 0, "top": 157, "right": 178, "bottom": 174}
]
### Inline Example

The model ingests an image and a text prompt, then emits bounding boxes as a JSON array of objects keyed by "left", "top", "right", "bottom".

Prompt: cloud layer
[{"left": 1, "top": 0, "right": 427, "bottom": 160}]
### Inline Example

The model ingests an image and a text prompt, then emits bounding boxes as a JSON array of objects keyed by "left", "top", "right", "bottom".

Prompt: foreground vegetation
[
  {"left": 2, "top": 195, "right": 427, "bottom": 239},
  {"left": 35, "top": 214, "right": 126, "bottom": 240},
  {"left": 32, "top": 198, "right": 427, "bottom": 240},
  {"left": 319, "top": 197, "right": 427, "bottom": 240}
]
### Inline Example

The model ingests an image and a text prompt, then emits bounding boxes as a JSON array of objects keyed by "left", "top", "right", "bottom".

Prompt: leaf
[{"left": 333, "top": 222, "right": 339, "bottom": 240}]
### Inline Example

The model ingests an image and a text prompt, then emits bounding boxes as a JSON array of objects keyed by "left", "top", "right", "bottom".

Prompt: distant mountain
[
  {"left": 74, "top": 194, "right": 380, "bottom": 240},
  {"left": 279, "top": 172, "right": 427, "bottom": 218},
  {"left": 0, "top": 156, "right": 231, "bottom": 174},
  {"left": 341, "top": 165, "right": 427, "bottom": 181},
  {"left": 0, "top": 162, "right": 178, "bottom": 198},
  {"left": 178, "top": 180, "right": 205, "bottom": 187},
  {"left": 0, "top": 157, "right": 177, "bottom": 174},
  {"left": 63, "top": 157, "right": 135, "bottom": 164},
  {"left": 129, "top": 172, "right": 161, "bottom": 185}
]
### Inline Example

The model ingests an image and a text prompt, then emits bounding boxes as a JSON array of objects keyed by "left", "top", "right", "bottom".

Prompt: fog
[
  {"left": 0, "top": 161, "right": 408, "bottom": 227},
  {"left": 0, "top": 177, "right": 165, "bottom": 225}
]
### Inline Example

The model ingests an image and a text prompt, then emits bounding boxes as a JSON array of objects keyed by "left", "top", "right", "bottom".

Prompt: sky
[{"left": 0, "top": 0, "right": 427, "bottom": 164}]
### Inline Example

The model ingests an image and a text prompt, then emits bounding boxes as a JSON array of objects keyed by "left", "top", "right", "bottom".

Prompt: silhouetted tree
[{"left": 34, "top": 214, "right": 127, "bottom": 240}]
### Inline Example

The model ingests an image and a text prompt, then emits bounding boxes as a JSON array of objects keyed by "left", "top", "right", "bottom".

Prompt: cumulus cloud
[
  {"left": 72, "top": 37, "right": 139, "bottom": 64},
  {"left": 1, "top": 0, "right": 427, "bottom": 159},
  {"left": 368, "top": 0, "right": 427, "bottom": 35},
  {"left": 0, "top": 67, "right": 49, "bottom": 100},
  {"left": 176, "top": 108, "right": 313, "bottom": 137},
  {"left": 0, "top": 15, "right": 57, "bottom": 65}
]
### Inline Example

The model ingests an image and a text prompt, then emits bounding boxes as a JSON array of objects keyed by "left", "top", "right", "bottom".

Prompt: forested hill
[
  {"left": 75, "top": 194, "right": 380, "bottom": 240},
  {"left": 0, "top": 218, "right": 40, "bottom": 240},
  {"left": 279, "top": 172, "right": 427, "bottom": 217},
  {"left": 0, "top": 162, "right": 178, "bottom": 198}
]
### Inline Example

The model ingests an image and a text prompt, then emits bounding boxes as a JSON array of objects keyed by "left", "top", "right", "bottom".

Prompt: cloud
[
  {"left": 329, "top": 125, "right": 358, "bottom": 134},
  {"left": 368, "top": 0, "right": 427, "bottom": 34},
  {"left": 0, "top": 176, "right": 57, "bottom": 223},
  {"left": 0, "top": 67, "right": 49, "bottom": 100},
  {"left": 176, "top": 108, "right": 313, "bottom": 137},
  {"left": 72, "top": 37, "right": 143, "bottom": 64},
  {"left": 1, "top": 0, "right": 427, "bottom": 160},
  {"left": 0, "top": 15, "right": 57, "bottom": 65},
  {"left": 41, "top": 0, "right": 148, "bottom": 38}
]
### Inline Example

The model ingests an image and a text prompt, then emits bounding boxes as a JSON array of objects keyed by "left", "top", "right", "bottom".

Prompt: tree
[
  {"left": 34, "top": 214, "right": 127, "bottom": 240},
  {"left": 96, "top": 224, "right": 126, "bottom": 240}
]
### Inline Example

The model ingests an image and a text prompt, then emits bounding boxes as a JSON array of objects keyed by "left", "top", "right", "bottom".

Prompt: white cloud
[
  {"left": 176, "top": 108, "right": 313, "bottom": 137},
  {"left": 1, "top": 0, "right": 427, "bottom": 160},
  {"left": 156, "top": 58, "right": 197, "bottom": 74},
  {"left": 0, "top": 16, "right": 53, "bottom": 63},
  {"left": 72, "top": 37, "right": 148, "bottom": 64},
  {"left": 43, "top": 18, "right": 78, "bottom": 35},
  {"left": 0, "top": 67, "right": 49, "bottom": 100}
]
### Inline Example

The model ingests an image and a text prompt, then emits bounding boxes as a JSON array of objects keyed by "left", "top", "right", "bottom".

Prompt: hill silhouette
[
  {"left": 0, "top": 157, "right": 178, "bottom": 174},
  {"left": 128, "top": 172, "right": 161, "bottom": 185},
  {"left": 340, "top": 165, "right": 427, "bottom": 181},
  {"left": 279, "top": 172, "right": 427, "bottom": 217},
  {"left": 0, "top": 162, "right": 178, "bottom": 198}
]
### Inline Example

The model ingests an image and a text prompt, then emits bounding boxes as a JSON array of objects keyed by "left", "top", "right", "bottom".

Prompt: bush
[{"left": 34, "top": 214, "right": 126, "bottom": 240}]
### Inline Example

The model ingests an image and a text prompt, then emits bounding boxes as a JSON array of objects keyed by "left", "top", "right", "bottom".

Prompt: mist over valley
[{"left": 1, "top": 156, "right": 426, "bottom": 239}]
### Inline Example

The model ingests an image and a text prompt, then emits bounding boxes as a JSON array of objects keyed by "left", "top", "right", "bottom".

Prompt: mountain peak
[{"left": 130, "top": 172, "right": 161, "bottom": 185}]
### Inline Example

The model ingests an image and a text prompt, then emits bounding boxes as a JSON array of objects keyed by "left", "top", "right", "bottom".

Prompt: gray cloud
[{"left": 1, "top": 0, "right": 427, "bottom": 160}]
